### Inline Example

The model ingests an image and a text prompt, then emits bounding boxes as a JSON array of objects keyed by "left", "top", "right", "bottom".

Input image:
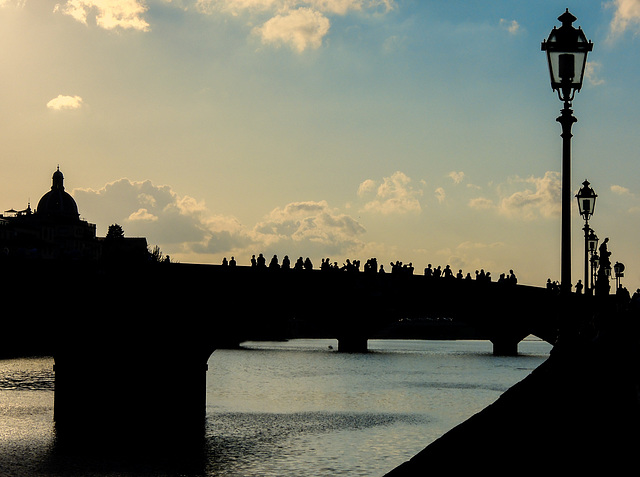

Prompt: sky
[{"left": 1, "top": 0, "right": 640, "bottom": 291}]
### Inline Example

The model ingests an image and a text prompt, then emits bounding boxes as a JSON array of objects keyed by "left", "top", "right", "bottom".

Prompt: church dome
[{"left": 36, "top": 167, "right": 79, "bottom": 221}]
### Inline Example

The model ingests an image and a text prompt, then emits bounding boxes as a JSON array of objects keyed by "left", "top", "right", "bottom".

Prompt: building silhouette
[{"left": 0, "top": 167, "right": 146, "bottom": 262}]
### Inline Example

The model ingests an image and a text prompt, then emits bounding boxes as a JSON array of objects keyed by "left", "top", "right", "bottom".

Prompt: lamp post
[
  {"left": 542, "top": 9, "right": 593, "bottom": 295},
  {"left": 614, "top": 262, "right": 625, "bottom": 290},
  {"left": 587, "top": 229, "right": 598, "bottom": 294},
  {"left": 576, "top": 180, "right": 597, "bottom": 293},
  {"left": 590, "top": 251, "right": 599, "bottom": 295}
]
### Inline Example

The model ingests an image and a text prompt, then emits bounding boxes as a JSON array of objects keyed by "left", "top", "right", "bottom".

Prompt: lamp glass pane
[{"left": 547, "top": 51, "right": 587, "bottom": 89}]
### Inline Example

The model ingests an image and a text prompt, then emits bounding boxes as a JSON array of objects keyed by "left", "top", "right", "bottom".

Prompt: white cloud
[
  {"left": 585, "top": 61, "right": 605, "bottom": 87},
  {"left": 611, "top": 184, "right": 632, "bottom": 196},
  {"left": 53, "top": 0, "right": 150, "bottom": 32},
  {"left": 128, "top": 208, "right": 158, "bottom": 222},
  {"left": 196, "top": 0, "right": 277, "bottom": 15},
  {"left": 498, "top": 172, "right": 561, "bottom": 219},
  {"left": 308, "top": 0, "right": 394, "bottom": 15},
  {"left": 468, "top": 172, "right": 561, "bottom": 220},
  {"left": 254, "top": 7, "right": 330, "bottom": 52},
  {"left": 46, "top": 94, "right": 85, "bottom": 110},
  {"left": 607, "top": 0, "right": 640, "bottom": 39},
  {"left": 448, "top": 171, "right": 465, "bottom": 184},
  {"left": 72, "top": 178, "right": 366, "bottom": 261},
  {"left": 468, "top": 197, "right": 494, "bottom": 210},
  {"left": 359, "top": 171, "right": 422, "bottom": 215},
  {"left": 198, "top": 0, "right": 394, "bottom": 51},
  {"left": 357, "top": 179, "right": 377, "bottom": 196},
  {"left": 253, "top": 200, "right": 366, "bottom": 255},
  {"left": 0, "top": 0, "right": 27, "bottom": 7},
  {"left": 499, "top": 18, "right": 520, "bottom": 35},
  {"left": 434, "top": 187, "right": 445, "bottom": 204},
  {"left": 202, "top": 0, "right": 393, "bottom": 15},
  {"left": 73, "top": 178, "right": 216, "bottom": 244}
]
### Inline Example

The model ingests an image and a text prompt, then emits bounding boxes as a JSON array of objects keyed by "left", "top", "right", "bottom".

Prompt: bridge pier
[
  {"left": 53, "top": 347, "right": 213, "bottom": 454},
  {"left": 490, "top": 338, "right": 520, "bottom": 356},
  {"left": 337, "top": 336, "right": 368, "bottom": 353}
]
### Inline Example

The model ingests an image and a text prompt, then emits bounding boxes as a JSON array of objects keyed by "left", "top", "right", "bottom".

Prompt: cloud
[
  {"left": 357, "top": 179, "right": 377, "bottom": 196},
  {"left": 73, "top": 178, "right": 252, "bottom": 260},
  {"left": 0, "top": 0, "right": 26, "bottom": 7},
  {"left": 607, "top": 0, "right": 640, "bottom": 39},
  {"left": 499, "top": 18, "right": 520, "bottom": 35},
  {"left": 498, "top": 172, "right": 561, "bottom": 219},
  {"left": 72, "top": 178, "right": 366, "bottom": 261},
  {"left": 128, "top": 208, "right": 158, "bottom": 222},
  {"left": 254, "top": 7, "right": 331, "bottom": 52},
  {"left": 585, "top": 61, "right": 605, "bottom": 87},
  {"left": 468, "top": 172, "right": 561, "bottom": 220},
  {"left": 434, "top": 187, "right": 445, "bottom": 204},
  {"left": 313, "top": 0, "right": 394, "bottom": 15},
  {"left": 73, "top": 178, "right": 219, "bottom": 245},
  {"left": 204, "top": 0, "right": 393, "bottom": 15},
  {"left": 198, "top": 0, "right": 394, "bottom": 51},
  {"left": 359, "top": 171, "right": 423, "bottom": 215},
  {"left": 468, "top": 197, "right": 494, "bottom": 210},
  {"left": 448, "top": 171, "right": 465, "bottom": 184},
  {"left": 611, "top": 184, "right": 632, "bottom": 196},
  {"left": 253, "top": 200, "right": 366, "bottom": 255},
  {"left": 53, "top": 0, "right": 150, "bottom": 32},
  {"left": 47, "top": 94, "right": 85, "bottom": 110}
]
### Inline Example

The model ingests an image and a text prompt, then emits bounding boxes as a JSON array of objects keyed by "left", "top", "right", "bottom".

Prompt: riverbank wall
[{"left": 384, "top": 308, "right": 640, "bottom": 474}]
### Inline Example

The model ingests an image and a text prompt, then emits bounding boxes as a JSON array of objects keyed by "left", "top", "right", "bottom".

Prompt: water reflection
[{"left": 0, "top": 340, "right": 551, "bottom": 476}]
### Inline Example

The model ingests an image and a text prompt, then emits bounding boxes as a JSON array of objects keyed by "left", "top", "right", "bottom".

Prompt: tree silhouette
[{"left": 106, "top": 223, "right": 125, "bottom": 240}]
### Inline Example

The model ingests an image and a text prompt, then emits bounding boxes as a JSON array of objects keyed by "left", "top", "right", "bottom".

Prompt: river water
[{"left": 0, "top": 339, "right": 551, "bottom": 477}]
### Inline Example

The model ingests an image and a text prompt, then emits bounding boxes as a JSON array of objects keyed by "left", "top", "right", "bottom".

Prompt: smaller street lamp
[
  {"left": 576, "top": 180, "right": 597, "bottom": 293},
  {"left": 614, "top": 262, "right": 625, "bottom": 290},
  {"left": 587, "top": 230, "right": 599, "bottom": 295},
  {"left": 590, "top": 252, "right": 599, "bottom": 294},
  {"left": 587, "top": 229, "right": 599, "bottom": 254},
  {"left": 576, "top": 179, "right": 597, "bottom": 220}
]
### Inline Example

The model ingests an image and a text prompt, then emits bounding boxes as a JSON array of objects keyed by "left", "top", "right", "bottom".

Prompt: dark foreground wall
[{"left": 383, "top": 310, "right": 640, "bottom": 475}]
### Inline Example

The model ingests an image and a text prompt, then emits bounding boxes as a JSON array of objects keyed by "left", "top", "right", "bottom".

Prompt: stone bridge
[
  {"left": 194, "top": 263, "right": 563, "bottom": 354},
  {"left": 1, "top": 260, "right": 575, "bottom": 454}
]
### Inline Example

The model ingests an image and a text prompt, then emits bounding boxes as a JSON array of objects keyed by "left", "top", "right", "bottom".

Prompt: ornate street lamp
[
  {"left": 542, "top": 9, "right": 593, "bottom": 295},
  {"left": 576, "top": 180, "right": 597, "bottom": 293},
  {"left": 587, "top": 229, "right": 599, "bottom": 254},
  {"left": 576, "top": 180, "right": 597, "bottom": 220}
]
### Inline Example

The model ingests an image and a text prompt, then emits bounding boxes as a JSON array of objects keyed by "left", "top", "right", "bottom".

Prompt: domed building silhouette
[
  {"left": 1, "top": 167, "right": 98, "bottom": 260},
  {"left": 36, "top": 167, "right": 80, "bottom": 222},
  {"left": 1, "top": 167, "right": 150, "bottom": 262}
]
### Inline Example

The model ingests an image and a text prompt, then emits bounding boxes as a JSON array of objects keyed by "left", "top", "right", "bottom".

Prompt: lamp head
[{"left": 542, "top": 9, "right": 593, "bottom": 101}]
